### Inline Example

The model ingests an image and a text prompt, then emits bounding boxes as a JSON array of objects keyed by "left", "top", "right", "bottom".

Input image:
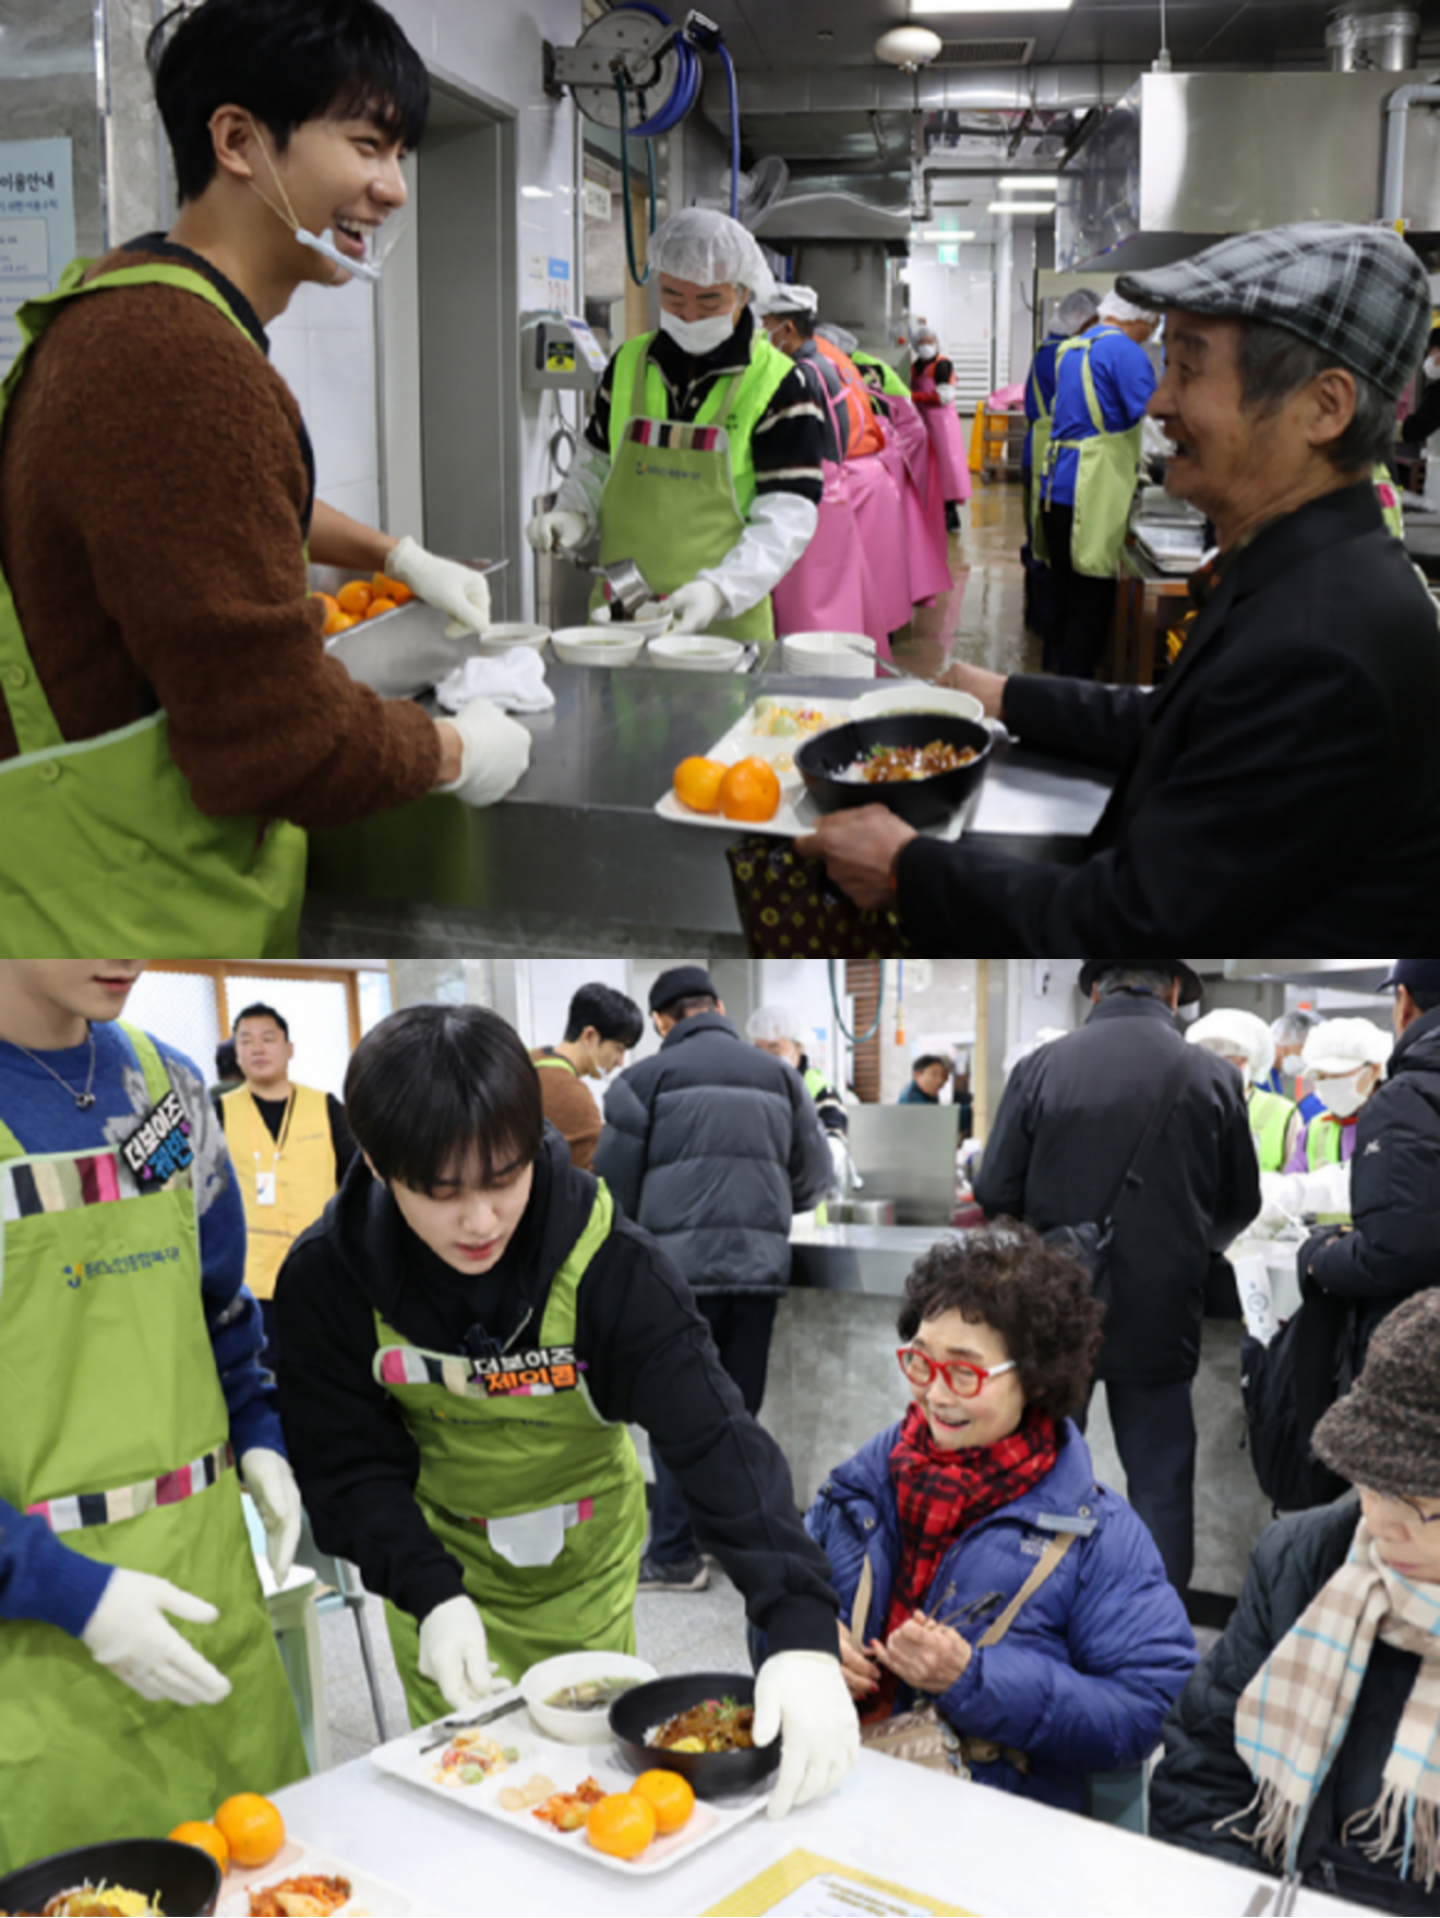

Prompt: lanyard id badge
[
  {"left": 120, "top": 1090, "right": 194, "bottom": 1188},
  {"left": 254, "top": 1170, "right": 277, "bottom": 1206}
]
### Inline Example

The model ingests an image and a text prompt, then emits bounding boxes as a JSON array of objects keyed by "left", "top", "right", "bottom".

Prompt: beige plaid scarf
[{"left": 1228, "top": 1520, "right": 1440, "bottom": 1889}]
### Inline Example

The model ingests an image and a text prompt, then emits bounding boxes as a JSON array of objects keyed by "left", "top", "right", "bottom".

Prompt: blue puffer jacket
[{"left": 806, "top": 1419, "right": 1197, "bottom": 1812}]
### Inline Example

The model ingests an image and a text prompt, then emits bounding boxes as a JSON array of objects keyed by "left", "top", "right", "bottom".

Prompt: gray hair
[
  {"left": 1236, "top": 321, "right": 1395, "bottom": 472},
  {"left": 1271, "top": 1008, "right": 1322, "bottom": 1046},
  {"left": 1093, "top": 967, "right": 1177, "bottom": 1000}
]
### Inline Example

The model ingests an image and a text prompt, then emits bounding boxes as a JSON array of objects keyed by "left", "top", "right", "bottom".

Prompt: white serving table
[{"left": 267, "top": 1747, "right": 1366, "bottom": 1918}]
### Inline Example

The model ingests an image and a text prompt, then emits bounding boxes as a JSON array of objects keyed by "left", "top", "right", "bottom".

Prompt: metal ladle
[{"left": 591, "top": 557, "right": 653, "bottom": 622}]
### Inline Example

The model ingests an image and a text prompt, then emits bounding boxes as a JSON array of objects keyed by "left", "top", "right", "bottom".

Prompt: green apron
[
  {"left": 0, "top": 1022, "right": 307, "bottom": 1871},
  {"left": 596, "top": 331, "right": 794, "bottom": 642},
  {"left": 1303, "top": 1112, "right": 1353, "bottom": 1224},
  {"left": 1246, "top": 1084, "right": 1296, "bottom": 1174},
  {"left": 371, "top": 1180, "right": 647, "bottom": 1723},
  {"left": 0, "top": 259, "right": 307, "bottom": 957},
  {"left": 851, "top": 350, "right": 910, "bottom": 400},
  {"left": 1037, "top": 328, "right": 1144, "bottom": 577}
]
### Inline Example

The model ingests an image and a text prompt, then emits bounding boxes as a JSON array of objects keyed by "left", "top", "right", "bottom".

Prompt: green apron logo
[{"left": 64, "top": 1245, "right": 182, "bottom": 1288}]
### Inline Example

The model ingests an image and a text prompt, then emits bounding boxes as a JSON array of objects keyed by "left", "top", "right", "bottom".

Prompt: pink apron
[
  {"left": 846, "top": 451, "right": 913, "bottom": 652},
  {"left": 912, "top": 365, "right": 972, "bottom": 505},
  {"left": 772, "top": 378, "right": 869, "bottom": 639},
  {"left": 879, "top": 393, "right": 953, "bottom": 606}
]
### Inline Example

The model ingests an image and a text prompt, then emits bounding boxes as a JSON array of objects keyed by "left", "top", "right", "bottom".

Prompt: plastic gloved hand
[
  {"left": 665, "top": 579, "right": 726, "bottom": 636},
  {"left": 753, "top": 1650, "right": 859, "bottom": 1820},
  {"left": 417, "top": 1594, "right": 498, "bottom": 1710},
  {"left": 80, "top": 1567, "right": 231, "bottom": 1707},
  {"left": 386, "top": 535, "right": 492, "bottom": 637},
  {"left": 239, "top": 1446, "right": 302, "bottom": 1585},
  {"left": 524, "top": 508, "right": 591, "bottom": 556},
  {"left": 436, "top": 697, "right": 531, "bottom": 808}
]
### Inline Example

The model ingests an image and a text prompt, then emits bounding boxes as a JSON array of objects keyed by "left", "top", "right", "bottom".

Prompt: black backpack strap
[{"left": 1099, "top": 1047, "right": 1193, "bottom": 1238}]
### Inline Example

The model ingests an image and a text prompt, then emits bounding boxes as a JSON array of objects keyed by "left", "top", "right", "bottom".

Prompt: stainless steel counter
[
  {"left": 790, "top": 1221, "right": 957, "bottom": 1295},
  {"left": 306, "top": 661, "right": 1113, "bottom": 935}
]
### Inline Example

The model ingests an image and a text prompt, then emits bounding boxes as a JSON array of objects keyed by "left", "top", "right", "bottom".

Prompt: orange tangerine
[
  {"left": 363, "top": 596, "right": 398, "bottom": 620},
  {"left": 630, "top": 1768, "right": 695, "bottom": 1834},
  {"left": 168, "top": 1820, "right": 229, "bottom": 1874},
  {"left": 719, "top": 756, "right": 781, "bottom": 823},
  {"left": 673, "top": 756, "right": 727, "bottom": 814},
  {"left": 335, "top": 579, "right": 373, "bottom": 617},
  {"left": 214, "top": 1792, "right": 285, "bottom": 1868},
  {"left": 585, "top": 1791, "right": 657, "bottom": 1860},
  {"left": 328, "top": 612, "right": 359, "bottom": 633},
  {"left": 372, "top": 572, "right": 414, "bottom": 605}
]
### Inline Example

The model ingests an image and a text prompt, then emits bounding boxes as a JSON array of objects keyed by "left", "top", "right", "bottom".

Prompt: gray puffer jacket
[{"left": 592, "top": 1011, "right": 831, "bottom": 1295}]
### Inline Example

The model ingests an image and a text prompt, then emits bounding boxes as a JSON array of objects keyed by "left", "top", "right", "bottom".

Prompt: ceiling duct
[
  {"left": 936, "top": 39, "right": 1035, "bottom": 67},
  {"left": 1326, "top": 5, "right": 1419, "bottom": 72}
]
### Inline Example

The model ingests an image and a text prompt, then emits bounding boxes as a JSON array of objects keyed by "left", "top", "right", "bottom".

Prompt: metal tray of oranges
[
  {"left": 315, "top": 566, "right": 496, "bottom": 700},
  {"left": 655, "top": 696, "right": 973, "bottom": 843}
]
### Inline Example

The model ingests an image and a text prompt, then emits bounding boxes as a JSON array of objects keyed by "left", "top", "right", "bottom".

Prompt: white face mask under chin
[
  {"left": 1426, "top": 356, "right": 1440, "bottom": 381},
  {"left": 1314, "top": 1069, "right": 1372, "bottom": 1119},
  {"left": 659, "top": 307, "right": 737, "bottom": 356}
]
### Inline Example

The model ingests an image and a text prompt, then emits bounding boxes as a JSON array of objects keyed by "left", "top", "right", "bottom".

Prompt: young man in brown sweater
[
  {"left": 0, "top": 0, "right": 528, "bottom": 955},
  {"left": 530, "top": 982, "right": 644, "bottom": 1171}
]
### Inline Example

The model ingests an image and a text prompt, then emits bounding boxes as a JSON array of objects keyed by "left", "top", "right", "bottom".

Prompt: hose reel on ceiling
[{"left": 550, "top": 4, "right": 742, "bottom": 285}]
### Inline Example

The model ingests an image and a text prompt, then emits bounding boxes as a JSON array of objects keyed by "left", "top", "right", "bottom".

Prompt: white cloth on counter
[{"left": 435, "top": 646, "right": 555, "bottom": 714}]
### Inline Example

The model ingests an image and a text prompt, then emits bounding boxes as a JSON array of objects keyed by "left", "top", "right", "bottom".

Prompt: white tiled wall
[{"left": 268, "top": 273, "right": 381, "bottom": 530}]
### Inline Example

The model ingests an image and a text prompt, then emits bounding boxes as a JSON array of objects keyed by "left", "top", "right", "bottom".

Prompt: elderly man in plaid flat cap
[{"left": 797, "top": 222, "right": 1440, "bottom": 954}]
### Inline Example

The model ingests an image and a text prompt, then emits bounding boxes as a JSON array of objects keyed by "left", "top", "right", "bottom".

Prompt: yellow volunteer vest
[{"left": 222, "top": 1083, "right": 335, "bottom": 1300}]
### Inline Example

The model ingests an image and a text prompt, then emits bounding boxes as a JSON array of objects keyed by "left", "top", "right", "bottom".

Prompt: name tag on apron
[
  {"left": 254, "top": 1171, "right": 277, "bottom": 1206},
  {"left": 120, "top": 1092, "right": 194, "bottom": 1189},
  {"left": 488, "top": 1505, "right": 568, "bottom": 1569}
]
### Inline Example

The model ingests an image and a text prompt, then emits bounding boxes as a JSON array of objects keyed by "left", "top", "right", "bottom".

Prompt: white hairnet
[
  {"left": 1187, "top": 1008, "right": 1275, "bottom": 1083},
  {"left": 816, "top": 321, "right": 859, "bottom": 354},
  {"left": 746, "top": 1004, "right": 809, "bottom": 1046},
  {"left": 757, "top": 283, "right": 818, "bottom": 319},
  {"left": 1272, "top": 1008, "right": 1321, "bottom": 1046},
  {"left": 648, "top": 208, "right": 776, "bottom": 304},
  {"left": 912, "top": 324, "right": 939, "bottom": 345},
  {"left": 1302, "top": 1018, "right": 1392, "bottom": 1075},
  {"left": 1098, "top": 289, "right": 1159, "bottom": 327},
  {"left": 1056, "top": 288, "right": 1101, "bottom": 335}
]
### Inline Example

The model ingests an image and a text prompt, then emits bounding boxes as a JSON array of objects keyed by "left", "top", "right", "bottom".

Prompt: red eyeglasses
[{"left": 896, "top": 1346, "right": 1017, "bottom": 1399}]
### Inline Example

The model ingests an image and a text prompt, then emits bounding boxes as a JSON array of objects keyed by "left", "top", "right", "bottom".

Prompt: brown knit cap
[{"left": 1312, "top": 1290, "right": 1440, "bottom": 1497}]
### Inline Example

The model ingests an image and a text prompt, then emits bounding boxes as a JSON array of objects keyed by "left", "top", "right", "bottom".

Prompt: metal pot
[{"left": 832, "top": 1197, "right": 898, "bottom": 1226}]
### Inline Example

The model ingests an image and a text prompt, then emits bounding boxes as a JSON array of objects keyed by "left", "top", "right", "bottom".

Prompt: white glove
[
  {"left": 524, "top": 508, "right": 591, "bottom": 556},
  {"left": 240, "top": 1446, "right": 302, "bottom": 1585},
  {"left": 937, "top": 382, "right": 958, "bottom": 404},
  {"left": 418, "top": 1593, "right": 498, "bottom": 1709},
  {"left": 386, "top": 535, "right": 492, "bottom": 637},
  {"left": 436, "top": 697, "right": 531, "bottom": 807},
  {"left": 753, "top": 1649, "right": 859, "bottom": 1820},
  {"left": 664, "top": 579, "right": 726, "bottom": 636},
  {"left": 80, "top": 1567, "right": 231, "bottom": 1707},
  {"left": 1257, "top": 1163, "right": 1351, "bottom": 1225}
]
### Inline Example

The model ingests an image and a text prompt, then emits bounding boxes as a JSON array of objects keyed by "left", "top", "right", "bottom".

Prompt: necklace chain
[{"left": 8, "top": 1027, "right": 98, "bottom": 1109}]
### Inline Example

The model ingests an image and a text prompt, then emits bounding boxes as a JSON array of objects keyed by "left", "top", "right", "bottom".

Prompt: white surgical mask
[
  {"left": 1314, "top": 1069, "right": 1371, "bottom": 1119},
  {"left": 915, "top": 343, "right": 938, "bottom": 361},
  {"left": 659, "top": 308, "right": 737, "bottom": 356},
  {"left": 1426, "top": 355, "right": 1440, "bottom": 381},
  {"left": 1280, "top": 1052, "right": 1302, "bottom": 1076}
]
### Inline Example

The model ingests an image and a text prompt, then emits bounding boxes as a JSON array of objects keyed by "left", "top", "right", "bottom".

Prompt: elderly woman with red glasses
[{"left": 803, "top": 1223, "right": 1196, "bottom": 1810}]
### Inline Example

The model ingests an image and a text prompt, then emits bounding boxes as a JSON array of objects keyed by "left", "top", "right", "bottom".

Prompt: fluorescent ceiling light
[
  {"left": 988, "top": 201, "right": 1055, "bottom": 215},
  {"left": 998, "top": 176, "right": 1058, "bottom": 191},
  {"left": 521, "top": 186, "right": 553, "bottom": 199},
  {"left": 915, "top": 228, "right": 976, "bottom": 241},
  {"left": 912, "top": 0, "right": 1072, "bottom": 11}
]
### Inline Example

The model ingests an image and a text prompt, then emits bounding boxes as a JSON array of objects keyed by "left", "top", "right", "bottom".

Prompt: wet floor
[{"left": 891, "top": 478, "right": 1043, "bottom": 684}]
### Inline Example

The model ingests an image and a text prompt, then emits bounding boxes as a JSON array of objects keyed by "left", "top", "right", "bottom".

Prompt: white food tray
[
  {"left": 370, "top": 1694, "right": 770, "bottom": 1877},
  {"left": 653, "top": 696, "right": 975, "bottom": 843},
  {"left": 218, "top": 1838, "right": 415, "bottom": 1915}
]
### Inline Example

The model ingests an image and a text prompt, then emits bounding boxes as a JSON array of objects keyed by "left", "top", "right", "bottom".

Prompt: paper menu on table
[{"left": 703, "top": 1848, "right": 973, "bottom": 1917}]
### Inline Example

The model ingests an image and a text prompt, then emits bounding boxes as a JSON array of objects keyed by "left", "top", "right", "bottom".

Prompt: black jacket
[
  {"left": 973, "top": 991, "right": 1260, "bottom": 1382},
  {"left": 1151, "top": 1502, "right": 1435, "bottom": 1914},
  {"left": 273, "top": 1128, "right": 838, "bottom": 1652},
  {"left": 897, "top": 483, "right": 1440, "bottom": 953},
  {"left": 1307, "top": 1004, "right": 1440, "bottom": 1353},
  {"left": 592, "top": 1011, "right": 832, "bottom": 1295}
]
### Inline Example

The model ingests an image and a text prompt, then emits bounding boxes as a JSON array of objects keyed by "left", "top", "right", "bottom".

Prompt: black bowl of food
[
  {"left": 796, "top": 712, "right": 993, "bottom": 831},
  {"left": 609, "top": 1672, "right": 779, "bottom": 1799},
  {"left": 0, "top": 1837, "right": 222, "bottom": 1916}
]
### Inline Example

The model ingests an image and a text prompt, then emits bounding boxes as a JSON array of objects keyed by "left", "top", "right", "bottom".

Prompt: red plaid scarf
[{"left": 883, "top": 1401, "right": 1059, "bottom": 1640}]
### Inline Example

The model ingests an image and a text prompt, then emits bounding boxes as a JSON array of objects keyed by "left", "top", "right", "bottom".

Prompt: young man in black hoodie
[{"left": 273, "top": 1002, "right": 855, "bottom": 1821}]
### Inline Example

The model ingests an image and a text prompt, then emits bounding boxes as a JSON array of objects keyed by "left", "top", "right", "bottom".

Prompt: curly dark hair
[{"left": 896, "top": 1221, "right": 1105, "bottom": 1421}]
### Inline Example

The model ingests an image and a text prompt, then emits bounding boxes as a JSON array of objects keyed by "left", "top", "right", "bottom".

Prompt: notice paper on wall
[
  {"left": 703, "top": 1848, "right": 974, "bottom": 1917},
  {"left": 0, "top": 138, "right": 76, "bottom": 380}
]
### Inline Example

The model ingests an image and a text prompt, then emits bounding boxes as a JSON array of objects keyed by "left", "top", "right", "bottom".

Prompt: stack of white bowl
[{"left": 782, "top": 630, "right": 876, "bottom": 678}]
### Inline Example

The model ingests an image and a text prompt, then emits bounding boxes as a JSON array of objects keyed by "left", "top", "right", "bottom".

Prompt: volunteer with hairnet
[
  {"left": 1260, "top": 1018, "right": 1391, "bottom": 1226},
  {"left": 526, "top": 210, "right": 823, "bottom": 640},
  {"left": 0, "top": 961, "right": 306, "bottom": 1870},
  {"left": 909, "top": 323, "right": 971, "bottom": 527},
  {"left": 1267, "top": 1009, "right": 1324, "bottom": 1120},
  {"left": 1187, "top": 1008, "right": 1300, "bottom": 1171},
  {"left": 1021, "top": 289, "right": 1100, "bottom": 656},
  {"left": 1037, "top": 290, "right": 1160, "bottom": 678}
]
